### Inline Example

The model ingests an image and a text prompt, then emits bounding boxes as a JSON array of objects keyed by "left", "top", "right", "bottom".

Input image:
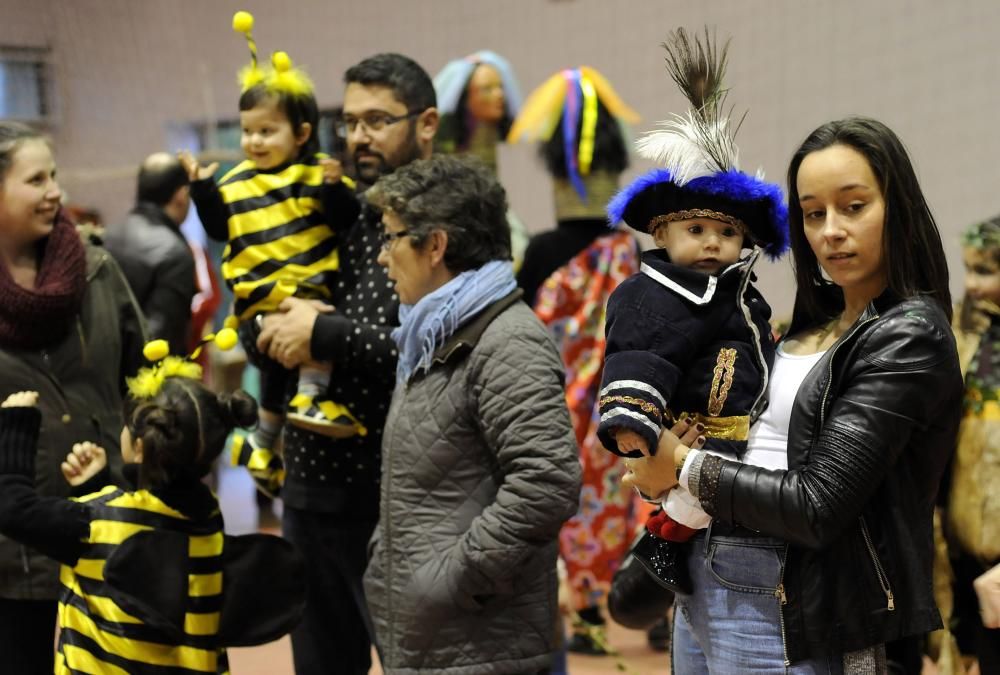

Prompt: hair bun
[{"left": 219, "top": 389, "right": 259, "bottom": 429}]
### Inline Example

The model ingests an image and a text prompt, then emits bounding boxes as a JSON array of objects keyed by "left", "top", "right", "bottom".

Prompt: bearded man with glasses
[{"left": 257, "top": 52, "right": 439, "bottom": 675}]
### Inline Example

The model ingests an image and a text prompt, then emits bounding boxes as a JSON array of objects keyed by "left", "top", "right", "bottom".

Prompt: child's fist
[
  {"left": 1, "top": 391, "right": 38, "bottom": 408},
  {"left": 615, "top": 428, "right": 650, "bottom": 457},
  {"left": 177, "top": 150, "right": 219, "bottom": 182},
  {"left": 319, "top": 157, "right": 344, "bottom": 184},
  {"left": 61, "top": 442, "right": 108, "bottom": 488}
]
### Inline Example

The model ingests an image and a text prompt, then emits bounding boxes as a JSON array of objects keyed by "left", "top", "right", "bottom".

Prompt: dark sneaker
[
  {"left": 231, "top": 433, "right": 284, "bottom": 499},
  {"left": 631, "top": 531, "right": 692, "bottom": 595},
  {"left": 647, "top": 616, "right": 672, "bottom": 652},
  {"left": 566, "top": 629, "right": 609, "bottom": 656},
  {"left": 286, "top": 394, "right": 367, "bottom": 439}
]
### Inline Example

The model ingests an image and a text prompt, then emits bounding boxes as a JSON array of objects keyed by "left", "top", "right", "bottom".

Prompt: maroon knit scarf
[{"left": 0, "top": 213, "right": 87, "bottom": 349}]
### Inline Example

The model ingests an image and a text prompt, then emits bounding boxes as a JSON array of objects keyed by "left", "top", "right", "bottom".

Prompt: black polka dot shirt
[{"left": 281, "top": 204, "right": 399, "bottom": 520}]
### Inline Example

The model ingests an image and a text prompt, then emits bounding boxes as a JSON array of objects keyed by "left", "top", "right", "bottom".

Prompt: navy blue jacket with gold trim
[
  {"left": 598, "top": 248, "right": 774, "bottom": 458},
  {"left": 0, "top": 407, "right": 305, "bottom": 675}
]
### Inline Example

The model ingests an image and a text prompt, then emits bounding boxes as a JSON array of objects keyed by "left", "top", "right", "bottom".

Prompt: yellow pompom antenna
[
  {"left": 143, "top": 339, "right": 170, "bottom": 363},
  {"left": 213, "top": 327, "right": 239, "bottom": 352},
  {"left": 232, "top": 10, "right": 254, "bottom": 35},
  {"left": 231, "top": 11, "right": 313, "bottom": 98},
  {"left": 127, "top": 356, "right": 204, "bottom": 401},
  {"left": 268, "top": 51, "right": 315, "bottom": 97},
  {"left": 127, "top": 329, "right": 239, "bottom": 401},
  {"left": 233, "top": 11, "right": 263, "bottom": 93}
]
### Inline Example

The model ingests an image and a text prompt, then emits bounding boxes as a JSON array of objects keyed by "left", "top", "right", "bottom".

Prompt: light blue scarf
[{"left": 392, "top": 260, "right": 517, "bottom": 383}]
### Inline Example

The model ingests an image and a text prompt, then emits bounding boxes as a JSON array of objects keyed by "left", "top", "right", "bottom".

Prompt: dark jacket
[
  {"left": 598, "top": 248, "right": 773, "bottom": 457},
  {"left": 0, "top": 246, "right": 146, "bottom": 600},
  {"left": 105, "top": 203, "right": 195, "bottom": 354},
  {"left": 516, "top": 217, "right": 610, "bottom": 305},
  {"left": 281, "top": 203, "right": 398, "bottom": 517},
  {"left": 364, "top": 291, "right": 581, "bottom": 674},
  {"left": 696, "top": 291, "right": 963, "bottom": 663}
]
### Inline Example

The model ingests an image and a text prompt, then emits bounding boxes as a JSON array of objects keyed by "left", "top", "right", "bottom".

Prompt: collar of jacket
[
  {"left": 432, "top": 289, "right": 524, "bottom": 366},
  {"left": 132, "top": 202, "right": 182, "bottom": 232},
  {"left": 120, "top": 463, "right": 218, "bottom": 518},
  {"left": 640, "top": 248, "right": 759, "bottom": 305},
  {"left": 785, "top": 285, "right": 907, "bottom": 337}
]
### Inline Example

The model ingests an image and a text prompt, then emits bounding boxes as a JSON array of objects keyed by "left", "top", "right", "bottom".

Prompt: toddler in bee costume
[
  {"left": 0, "top": 332, "right": 305, "bottom": 675},
  {"left": 181, "top": 11, "right": 364, "bottom": 497}
]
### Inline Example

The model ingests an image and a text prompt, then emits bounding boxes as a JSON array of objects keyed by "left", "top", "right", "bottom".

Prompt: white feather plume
[{"left": 635, "top": 112, "right": 739, "bottom": 185}]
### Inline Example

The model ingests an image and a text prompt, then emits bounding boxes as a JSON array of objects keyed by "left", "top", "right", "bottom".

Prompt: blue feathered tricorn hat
[{"left": 607, "top": 28, "right": 789, "bottom": 260}]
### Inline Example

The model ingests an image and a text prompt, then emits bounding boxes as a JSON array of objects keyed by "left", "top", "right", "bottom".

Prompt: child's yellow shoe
[
  {"left": 231, "top": 434, "right": 285, "bottom": 498},
  {"left": 286, "top": 394, "right": 367, "bottom": 439}
]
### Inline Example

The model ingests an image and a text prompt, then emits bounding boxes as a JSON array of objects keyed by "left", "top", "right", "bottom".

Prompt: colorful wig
[
  {"left": 508, "top": 67, "right": 640, "bottom": 200},
  {"left": 434, "top": 50, "right": 523, "bottom": 118}
]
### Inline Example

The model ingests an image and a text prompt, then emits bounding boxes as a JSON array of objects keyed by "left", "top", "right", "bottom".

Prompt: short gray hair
[{"left": 366, "top": 154, "right": 511, "bottom": 272}]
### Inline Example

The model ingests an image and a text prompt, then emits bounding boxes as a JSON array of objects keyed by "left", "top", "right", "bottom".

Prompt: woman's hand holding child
[{"left": 621, "top": 418, "right": 705, "bottom": 500}]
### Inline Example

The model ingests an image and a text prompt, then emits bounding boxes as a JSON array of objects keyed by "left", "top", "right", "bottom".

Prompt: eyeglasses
[
  {"left": 380, "top": 230, "right": 411, "bottom": 250},
  {"left": 336, "top": 110, "right": 423, "bottom": 137}
]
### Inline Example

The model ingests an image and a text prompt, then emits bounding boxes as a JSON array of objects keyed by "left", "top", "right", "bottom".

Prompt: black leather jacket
[{"left": 699, "top": 290, "right": 962, "bottom": 663}]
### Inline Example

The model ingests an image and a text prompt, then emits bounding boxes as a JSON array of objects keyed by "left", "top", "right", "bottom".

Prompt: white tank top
[{"left": 742, "top": 344, "right": 828, "bottom": 471}]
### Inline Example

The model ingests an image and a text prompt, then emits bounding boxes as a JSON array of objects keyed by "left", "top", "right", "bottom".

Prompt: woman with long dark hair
[{"left": 624, "top": 117, "right": 962, "bottom": 672}]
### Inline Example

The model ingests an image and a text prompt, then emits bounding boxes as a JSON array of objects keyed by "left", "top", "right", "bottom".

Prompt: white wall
[{"left": 2, "top": 0, "right": 999, "bottom": 317}]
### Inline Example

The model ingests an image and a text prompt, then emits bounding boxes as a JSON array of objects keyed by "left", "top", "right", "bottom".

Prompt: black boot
[{"left": 630, "top": 531, "right": 692, "bottom": 595}]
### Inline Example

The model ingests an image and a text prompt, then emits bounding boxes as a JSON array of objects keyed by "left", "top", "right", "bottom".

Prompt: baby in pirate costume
[
  {"left": 180, "top": 12, "right": 364, "bottom": 498},
  {"left": 598, "top": 28, "right": 789, "bottom": 594},
  {"left": 0, "top": 331, "right": 305, "bottom": 675}
]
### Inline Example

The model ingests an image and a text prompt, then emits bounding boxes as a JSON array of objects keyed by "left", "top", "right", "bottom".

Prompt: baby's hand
[
  {"left": 61, "top": 442, "right": 107, "bottom": 487},
  {"left": 1, "top": 391, "right": 38, "bottom": 408},
  {"left": 319, "top": 158, "right": 344, "bottom": 184},
  {"left": 615, "top": 428, "right": 650, "bottom": 457},
  {"left": 177, "top": 150, "right": 219, "bottom": 182}
]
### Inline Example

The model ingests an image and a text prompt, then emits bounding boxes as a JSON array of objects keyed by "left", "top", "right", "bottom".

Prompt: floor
[
  {"left": 216, "top": 465, "right": 948, "bottom": 675},
  {"left": 226, "top": 626, "right": 671, "bottom": 675},
  {"left": 216, "top": 464, "right": 672, "bottom": 674}
]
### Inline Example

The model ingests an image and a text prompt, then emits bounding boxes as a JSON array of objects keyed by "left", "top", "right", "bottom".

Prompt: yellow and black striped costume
[
  {"left": 215, "top": 154, "right": 352, "bottom": 321},
  {"left": 55, "top": 485, "right": 231, "bottom": 675}
]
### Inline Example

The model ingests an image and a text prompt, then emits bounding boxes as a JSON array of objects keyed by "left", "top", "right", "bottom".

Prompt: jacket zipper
[
  {"left": 15, "top": 263, "right": 100, "bottom": 582},
  {"left": 382, "top": 387, "right": 403, "bottom": 667},
  {"left": 76, "top": 317, "right": 89, "bottom": 369},
  {"left": 774, "top": 544, "right": 790, "bottom": 666},
  {"left": 818, "top": 307, "right": 879, "bottom": 427},
  {"left": 735, "top": 250, "right": 769, "bottom": 418},
  {"left": 859, "top": 516, "right": 895, "bottom": 611}
]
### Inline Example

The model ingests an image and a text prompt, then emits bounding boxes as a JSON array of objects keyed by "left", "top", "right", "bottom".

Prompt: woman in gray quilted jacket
[{"left": 363, "top": 154, "right": 582, "bottom": 675}]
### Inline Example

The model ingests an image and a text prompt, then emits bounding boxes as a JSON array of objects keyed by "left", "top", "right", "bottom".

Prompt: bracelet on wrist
[{"left": 675, "top": 448, "right": 691, "bottom": 482}]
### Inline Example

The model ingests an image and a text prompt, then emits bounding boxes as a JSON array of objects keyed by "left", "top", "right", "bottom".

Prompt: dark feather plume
[
  {"left": 662, "top": 27, "right": 729, "bottom": 115},
  {"left": 655, "top": 27, "right": 741, "bottom": 174}
]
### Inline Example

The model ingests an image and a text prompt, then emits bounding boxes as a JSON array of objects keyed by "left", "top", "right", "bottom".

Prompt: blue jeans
[{"left": 672, "top": 525, "right": 844, "bottom": 674}]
